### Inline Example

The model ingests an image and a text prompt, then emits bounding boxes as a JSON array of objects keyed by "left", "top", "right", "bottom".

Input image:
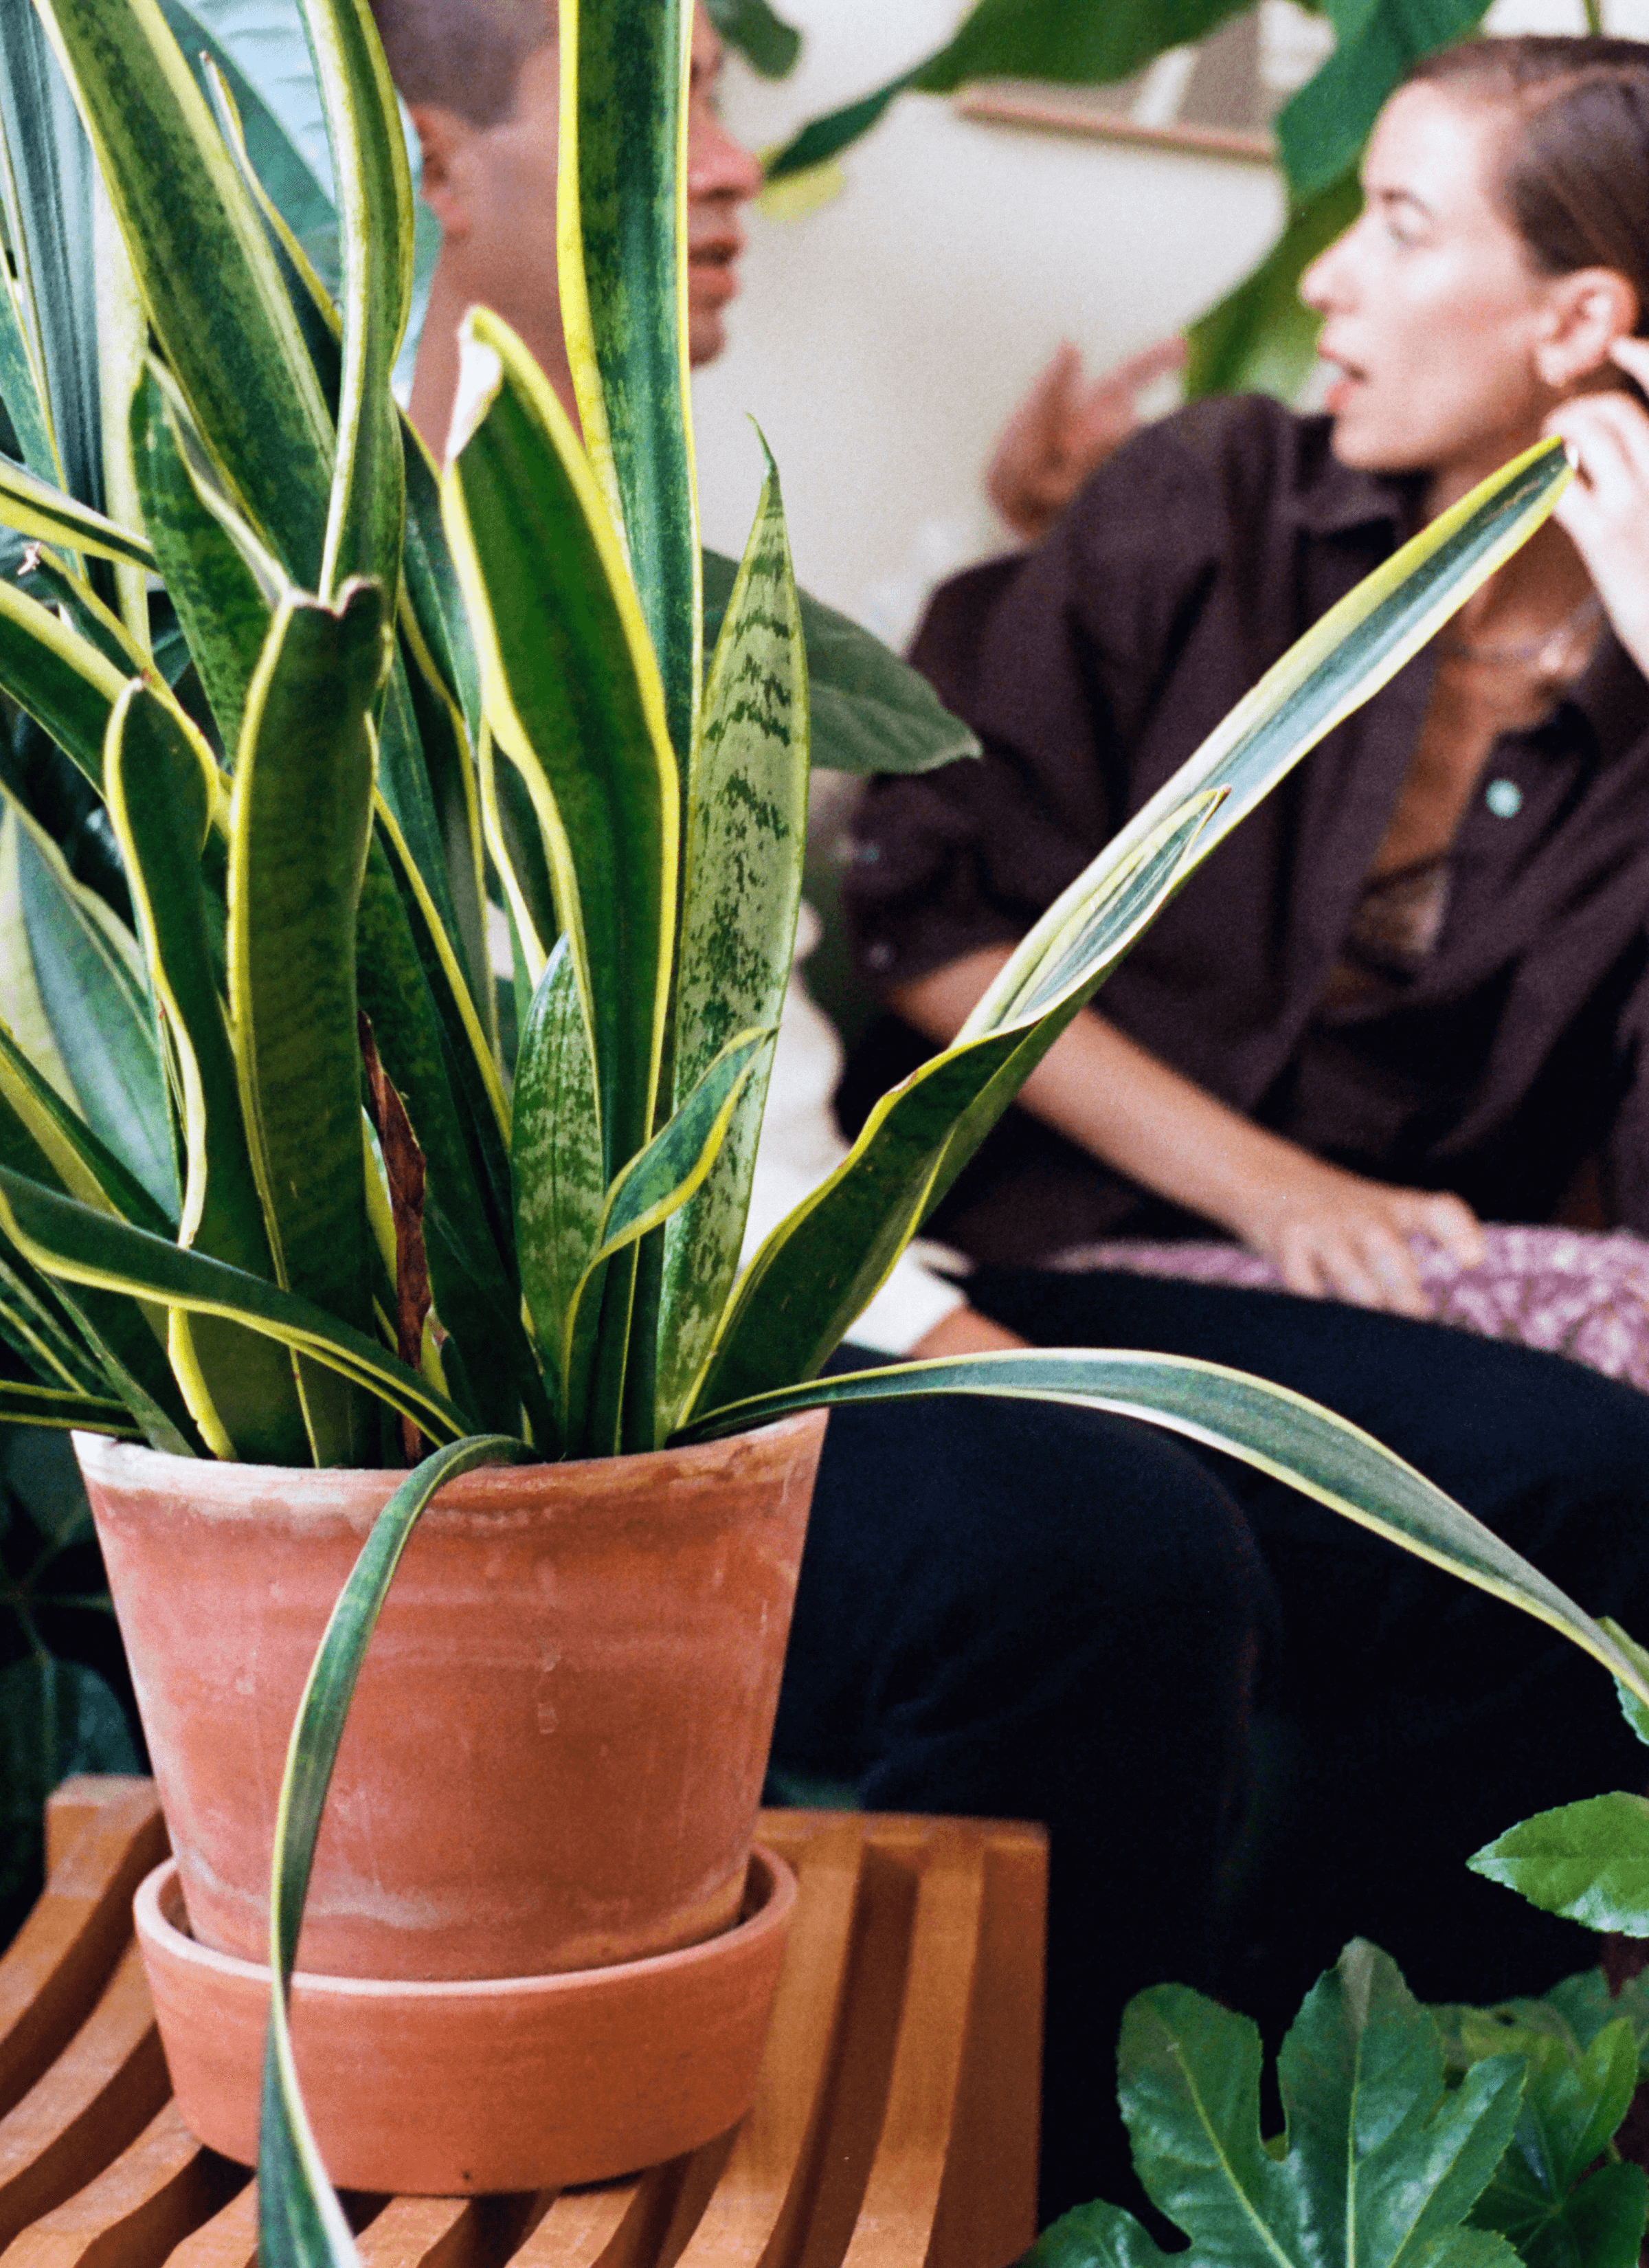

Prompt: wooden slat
[
  {"left": 0, "top": 1788, "right": 166, "bottom": 2123},
  {"left": 0, "top": 1946, "right": 168, "bottom": 2252},
  {"left": 0, "top": 2101, "right": 241, "bottom": 2268},
  {"left": 161, "top": 2180, "right": 258, "bottom": 2268},
  {"left": 837, "top": 1829, "right": 985, "bottom": 2268},
  {"left": 515, "top": 2168, "right": 675, "bottom": 2268},
  {"left": 673, "top": 1819, "right": 866, "bottom": 2268}
]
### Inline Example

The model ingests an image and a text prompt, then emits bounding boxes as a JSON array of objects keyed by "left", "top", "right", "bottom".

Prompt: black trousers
[{"left": 770, "top": 1269, "right": 1649, "bottom": 2226}]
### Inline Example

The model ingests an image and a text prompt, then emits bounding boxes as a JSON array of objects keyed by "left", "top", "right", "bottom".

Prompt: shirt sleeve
[{"left": 842, "top": 402, "right": 1247, "bottom": 988}]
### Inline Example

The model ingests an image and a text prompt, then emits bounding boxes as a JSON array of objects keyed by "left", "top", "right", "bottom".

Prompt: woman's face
[{"left": 1300, "top": 81, "right": 1560, "bottom": 487}]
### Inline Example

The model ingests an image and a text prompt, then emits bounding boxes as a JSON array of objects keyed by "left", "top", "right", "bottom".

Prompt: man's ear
[
  {"left": 410, "top": 104, "right": 478, "bottom": 241},
  {"left": 1535, "top": 267, "right": 1641, "bottom": 392}
]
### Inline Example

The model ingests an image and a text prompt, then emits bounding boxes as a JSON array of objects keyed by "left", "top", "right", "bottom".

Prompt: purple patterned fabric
[{"left": 1055, "top": 1227, "right": 1649, "bottom": 1394}]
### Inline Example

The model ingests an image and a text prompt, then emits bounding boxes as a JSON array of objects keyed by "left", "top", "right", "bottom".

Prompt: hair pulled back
[{"left": 1404, "top": 36, "right": 1649, "bottom": 327}]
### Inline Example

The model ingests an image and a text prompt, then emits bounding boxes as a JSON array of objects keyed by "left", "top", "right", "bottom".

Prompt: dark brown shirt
[{"left": 842, "top": 394, "right": 1649, "bottom": 1264}]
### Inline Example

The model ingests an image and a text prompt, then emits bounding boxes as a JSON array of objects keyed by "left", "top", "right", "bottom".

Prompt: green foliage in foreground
[{"left": 1030, "top": 1943, "right": 1648, "bottom": 2268}]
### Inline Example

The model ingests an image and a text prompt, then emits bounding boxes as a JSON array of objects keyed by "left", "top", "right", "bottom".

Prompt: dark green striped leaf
[
  {"left": 0, "top": 578, "right": 124, "bottom": 789},
  {"left": 0, "top": 1377, "right": 138, "bottom": 1432},
  {"left": 228, "top": 585, "right": 385, "bottom": 1463},
  {"left": 0, "top": 455, "right": 154, "bottom": 567},
  {"left": 561, "top": 0, "right": 698, "bottom": 761},
  {"left": 658, "top": 457, "right": 806, "bottom": 1434},
  {"left": 512, "top": 935, "right": 604, "bottom": 1427}
]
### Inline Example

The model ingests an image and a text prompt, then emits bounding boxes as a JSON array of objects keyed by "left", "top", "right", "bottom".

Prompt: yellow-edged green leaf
[
  {"left": 0, "top": 1377, "right": 137, "bottom": 1432},
  {"left": 658, "top": 452, "right": 806, "bottom": 1434},
  {"left": 259, "top": 1432, "right": 531, "bottom": 2268},
  {"left": 685, "top": 1346, "right": 1649, "bottom": 1721},
  {"left": 106, "top": 678, "right": 307, "bottom": 1462},
  {"left": 131, "top": 361, "right": 280, "bottom": 754},
  {"left": 0, "top": 452, "right": 153, "bottom": 567},
  {"left": 0, "top": 1015, "right": 172, "bottom": 1235},
  {"left": 228, "top": 583, "right": 385, "bottom": 1464},
  {"left": 512, "top": 934, "right": 603, "bottom": 1432},
  {"left": 694, "top": 791, "right": 1222, "bottom": 1419},
  {"left": 34, "top": 0, "right": 335, "bottom": 580},
  {"left": 295, "top": 0, "right": 411, "bottom": 599},
  {"left": 442, "top": 311, "right": 677, "bottom": 1183},
  {"left": 559, "top": 0, "right": 699, "bottom": 761},
  {"left": 0, "top": 1164, "right": 469, "bottom": 1445},
  {"left": 596, "top": 1027, "right": 770, "bottom": 1267},
  {"left": 92, "top": 166, "right": 151, "bottom": 648},
  {"left": 0, "top": 575, "right": 124, "bottom": 788}
]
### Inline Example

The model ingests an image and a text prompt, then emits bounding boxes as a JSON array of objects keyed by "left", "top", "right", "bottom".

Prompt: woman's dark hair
[{"left": 1406, "top": 36, "right": 1649, "bottom": 328}]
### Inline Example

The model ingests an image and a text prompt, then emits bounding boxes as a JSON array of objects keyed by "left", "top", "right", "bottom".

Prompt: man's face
[{"left": 684, "top": 11, "right": 763, "bottom": 365}]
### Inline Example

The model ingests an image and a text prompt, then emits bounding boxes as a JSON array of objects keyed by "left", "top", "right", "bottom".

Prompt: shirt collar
[{"left": 1286, "top": 414, "right": 1426, "bottom": 538}]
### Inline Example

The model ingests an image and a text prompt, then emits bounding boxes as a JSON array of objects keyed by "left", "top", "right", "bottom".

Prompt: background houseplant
[{"left": 0, "top": 0, "right": 1644, "bottom": 2233}]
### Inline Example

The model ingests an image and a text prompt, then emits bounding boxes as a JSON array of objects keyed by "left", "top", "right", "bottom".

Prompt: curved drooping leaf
[
  {"left": 559, "top": 0, "right": 700, "bottom": 764},
  {"left": 0, "top": 578, "right": 125, "bottom": 790},
  {"left": 0, "top": 1166, "right": 472, "bottom": 1444},
  {"left": 684, "top": 1346, "right": 1649, "bottom": 1711},
  {"left": 0, "top": 1017, "right": 171, "bottom": 1236},
  {"left": 701, "top": 548, "right": 978, "bottom": 778},
  {"left": 259, "top": 1432, "right": 530, "bottom": 2268},
  {"left": 106, "top": 678, "right": 307, "bottom": 1463},
  {"left": 36, "top": 0, "right": 335, "bottom": 581},
  {"left": 658, "top": 457, "right": 807, "bottom": 1435},
  {"left": 228, "top": 585, "right": 385, "bottom": 1463},
  {"left": 442, "top": 311, "right": 677, "bottom": 1184}
]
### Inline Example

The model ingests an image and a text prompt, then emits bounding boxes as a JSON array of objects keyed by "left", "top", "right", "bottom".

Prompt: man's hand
[
  {"left": 1226, "top": 1156, "right": 1485, "bottom": 1316},
  {"left": 987, "top": 336, "right": 1186, "bottom": 543}
]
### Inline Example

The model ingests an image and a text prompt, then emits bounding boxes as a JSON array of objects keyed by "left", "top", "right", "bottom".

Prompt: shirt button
[
  {"left": 866, "top": 941, "right": 893, "bottom": 972},
  {"left": 1485, "top": 777, "right": 1523, "bottom": 819},
  {"left": 855, "top": 842, "right": 882, "bottom": 865}
]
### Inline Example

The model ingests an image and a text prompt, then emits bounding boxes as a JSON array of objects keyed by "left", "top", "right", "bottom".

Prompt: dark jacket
[{"left": 842, "top": 394, "right": 1649, "bottom": 1264}]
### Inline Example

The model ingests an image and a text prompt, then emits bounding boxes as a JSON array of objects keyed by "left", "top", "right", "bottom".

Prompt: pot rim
[
  {"left": 135, "top": 1847, "right": 796, "bottom": 2000},
  {"left": 74, "top": 1403, "right": 828, "bottom": 1496}
]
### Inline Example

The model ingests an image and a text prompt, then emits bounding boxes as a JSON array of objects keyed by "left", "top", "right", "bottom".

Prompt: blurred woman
[{"left": 845, "top": 37, "right": 1649, "bottom": 1359}]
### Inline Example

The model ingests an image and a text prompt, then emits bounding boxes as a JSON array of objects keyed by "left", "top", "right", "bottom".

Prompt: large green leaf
[
  {"left": 1023, "top": 1943, "right": 1523, "bottom": 2268},
  {"left": 658, "top": 459, "right": 807, "bottom": 1436},
  {"left": 559, "top": 0, "right": 699, "bottom": 763},
  {"left": 0, "top": 455, "right": 153, "bottom": 568},
  {"left": 106, "top": 678, "right": 307, "bottom": 1463},
  {"left": 706, "top": 0, "right": 800, "bottom": 78},
  {"left": 512, "top": 936, "right": 605, "bottom": 1433},
  {"left": 0, "top": 1165, "right": 471, "bottom": 1445},
  {"left": 1276, "top": 0, "right": 1490, "bottom": 205},
  {"left": 0, "top": 1016, "right": 172, "bottom": 1236},
  {"left": 1470, "top": 1797, "right": 1649, "bottom": 1938},
  {"left": 1463, "top": 2021, "right": 1646, "bottom": 2268},
  {"left": 442, "top": 311, "right": 677, "bottom": 1185},
  {"left": 0, "top": 578, "right": 125, "bottom": 790},
  {"left": 258, "top": 1432, "right": 530, "bottom": 2268},
  {"left": 701, "top": 548, "right": 978, "bottom": 778},
  {"left": 35, "top": 0, "right": 334, "bottom": 581},
  {"left": 763, "top": 0, "right": 1250, "bottom": 181},
  {"left": 1186, "top": 175, "right": 1362, "bottom": 403},
  {"left": 227, "top": 586, "right": 385, "bottom": 1463}
]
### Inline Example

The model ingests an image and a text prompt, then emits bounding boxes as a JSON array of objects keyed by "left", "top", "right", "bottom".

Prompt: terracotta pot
[
  {"left": 77, "top": 1412, "right": 826, "bottom": 1983},
  {"left": 134, "top": 1846, "right": 797, "bottom": 2190}
]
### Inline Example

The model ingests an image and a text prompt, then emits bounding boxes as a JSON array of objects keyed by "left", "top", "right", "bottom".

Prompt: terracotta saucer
[{"left": 134, "top": 1845, "right": 796, "bottom": 2194}]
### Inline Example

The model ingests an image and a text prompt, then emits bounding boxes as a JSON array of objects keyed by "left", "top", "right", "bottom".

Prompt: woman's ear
[
  {"left": 1536, "top": 268, "right": 1641, "bottom": 391},
  {"left": 410, "top": 104, "right": 477, "bottom": 241}
]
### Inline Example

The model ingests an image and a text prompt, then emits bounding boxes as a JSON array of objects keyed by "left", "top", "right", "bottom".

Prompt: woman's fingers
[{"left": 1611, "top": 333, "right": 1649, "bottom": 390}]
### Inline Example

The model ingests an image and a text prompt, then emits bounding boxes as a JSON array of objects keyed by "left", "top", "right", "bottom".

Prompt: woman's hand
[
  {"left": 987, "top": 337, "right": 1185, "bottom": 543},
  {"left": 1546, "top": 336, "right": 1649, "bottom": 676},
  {"left": 1225, "top": 1155, "right": 1485, "bottom": 1315}
]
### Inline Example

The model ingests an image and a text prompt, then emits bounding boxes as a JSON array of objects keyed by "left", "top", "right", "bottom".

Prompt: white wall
[{"left": 693, "top": 0, "right": 1649, "bottom": 643}]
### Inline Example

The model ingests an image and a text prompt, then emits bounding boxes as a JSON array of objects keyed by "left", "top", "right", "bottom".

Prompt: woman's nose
[
  {"left": 1299, "top": 230, "right": 1354, "bottom": 314},
  {"left": 689, "top": 112, "right": 763, "bottom": 205}
]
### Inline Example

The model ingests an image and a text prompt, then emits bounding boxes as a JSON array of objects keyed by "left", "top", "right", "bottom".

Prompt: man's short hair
[{"left": 369, "top": 0, "right": 553, "bottom": 126}]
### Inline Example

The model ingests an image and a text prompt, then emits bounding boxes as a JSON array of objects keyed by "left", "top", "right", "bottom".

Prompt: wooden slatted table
[{"left": 0, "top": 1781, "right": 1046, "bottom": 2268}]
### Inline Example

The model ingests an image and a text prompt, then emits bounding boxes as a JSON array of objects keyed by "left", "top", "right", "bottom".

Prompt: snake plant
[{"left": 0, "top": 0, "right": 1641, "bottom": 2247}]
